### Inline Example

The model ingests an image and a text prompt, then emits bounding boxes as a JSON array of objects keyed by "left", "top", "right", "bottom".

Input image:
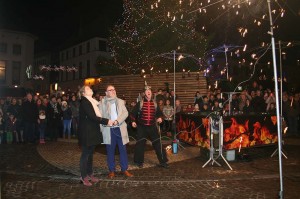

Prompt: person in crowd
[
  {"left": 155, "top": 89, "right": 165, "bottom": 104},
  {"left": 0, "top": 99, "right": 5, "bottom": 112},
  {"left": 175, "top": 99, "right": 182, "bottom": 113},
  {"left": 47, "top": 96, "right": 62, "bottom": 141},
  {"left": 215, "top": 93, "right": 223, "bottom": 104},
  {"left": 194, "top": 91, "right": 203, "bottom": 109},
  {"left": 201, "top": 96, "right": 211, "bottom": 111},
  {"left": 99, "top": 85, "right": 133, "bottom": 179},
  {"left": 170, "top": 90, "right": 177, "bottom": 107},
  {"left": 243, "top": 99, "right": 254, "bottom": 114},
  {"left": 164, "top": 92, "right": 172, "bottom": 105},
  {"left": 78, "top": 85, "right": 112, "bottom": 186},
  {"left": 265, "top": 92, "right": 276, "bottom": 112},
  {"left": 5, "top": 113, "right": 17, "bottom": 144},
  {"left": 211, "top": 100, "right": 222, "bottom": 112},
  {"left": 208, "top": 95, "right": 215, "bottom": 108},
  {"left": 131, "top": 84, "right": 169, "bottom": 169},
  {"left": 163, "top": 99, "right": 174, "bottom": 136},
  {"left": 251, "top": 90, "right": 266, "bottom": 112},
  {"left": 22, "top": 93, "right": 38, "bottom": 143},
  {"left": 61, "top": 95, "right": 68, "bottom": 103},
  {"left": 33, "top": 95, "right": 39, "bottom": 103},
  {"left": 238, "top": 91, "right": 252, "bottom": 111},
  {"left": 69, "top": 95, "right": 80, "bottom": 137},
  {"left": 7, "top": 98, "right": 22, "bottom": 143},
  {"left": 230, "top": 94, "right": 239, "bottom": 113},
  {"left": 267, "top": 102, "right": 276, "bottom": 115},
  {"left": 193, "top": 104, "right": 200, "bottom": 112},
  {"left": 55, "top": 97, "right": 63, "bottom": 137},
  {"left": 185, "top": 104, "right": 194, "bottom": 112},
  {"left": 37, "top": 98, "right": 47, "bottom": 144},
  {"left": 283, "top": 94, "right": 300, "bottom": 136},
  {"left": 61, "top": 101, "right": 72, "bottom": 139},
  {"left": 3, "top": 97, "right": 11, "bottom": 113},
  {"left": 136, "top": 92, "right": 145, "bottom": 103}
]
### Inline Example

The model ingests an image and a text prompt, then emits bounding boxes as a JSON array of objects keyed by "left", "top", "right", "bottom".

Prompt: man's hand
[
  {"left": 156, "top": 118, "right": 162, "bottom": 123},
  {"left": 107, "top": 120, "right": 114, "bottom": 126},
  {"left": 132, "top": 122, "right": 137, "bottom": 128},
  {"left": 113, "top": 120, "right": 119, "bottom": 126}
]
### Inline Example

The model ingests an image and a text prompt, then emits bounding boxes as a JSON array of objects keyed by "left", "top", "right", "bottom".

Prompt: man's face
[
  {"left": 145, "top": 89, "right": 152, "bottom": 99},
  {"left": 106, "top": 86, "right": 116, "bottom": 98},
  {"left": 27, "top": 93, "right": 32, "bottom": 101},
  {"left": 51, "top": 97, "right": 57, "bottom": 103},
  {"left": 12, "top": 99, "right": 17, "bottom": 105}
]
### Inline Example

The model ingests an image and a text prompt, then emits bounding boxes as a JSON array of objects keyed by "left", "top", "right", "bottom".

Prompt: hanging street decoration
[{"left": 39, "top": 65, "right": 78, "bottom": 72}]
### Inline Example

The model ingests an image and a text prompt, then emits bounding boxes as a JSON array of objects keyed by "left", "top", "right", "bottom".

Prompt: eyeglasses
[{"left": 107, "top": 89, "right": 115, "bottom": 92}]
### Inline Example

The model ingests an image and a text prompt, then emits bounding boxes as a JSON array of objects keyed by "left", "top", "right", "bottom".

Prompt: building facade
[
  {"left": 0, "top": 29, "right": 36, "bottom": 88},
  {"left": 58, "top": 37, "right": 110, "bottom": 88}
]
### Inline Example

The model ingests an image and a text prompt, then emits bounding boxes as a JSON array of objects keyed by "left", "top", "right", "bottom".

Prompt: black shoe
[
  {"left": 157, "top": 162, "right": 169, "bottom": 169},
  {"left": 134, "top": 162, "right": 143, "bottom": 168}
]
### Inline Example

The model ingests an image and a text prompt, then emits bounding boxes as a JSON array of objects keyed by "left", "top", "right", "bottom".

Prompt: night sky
[
  {"left": 0, "top": 0, "right": 299, "bottom": 55},
  {"left": 0, "top": 0, "right": 123, "bottom": 51}
]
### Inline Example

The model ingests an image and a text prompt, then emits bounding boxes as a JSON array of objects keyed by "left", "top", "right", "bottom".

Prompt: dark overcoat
[{"left": 78, "top": 96, "right": 109, "bottom": 146}]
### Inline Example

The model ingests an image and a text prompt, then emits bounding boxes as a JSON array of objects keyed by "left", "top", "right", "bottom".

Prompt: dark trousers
[
  {"left": 287, "top": 116, "right": 298, "bottom": 135},
  {"left": 71, "top": 116, "right": 79, "bottom": 136},
  {"left": 164, "top": 120, "right": 173, "bottom": 132},
  {"left": 134, "top": 124, "right": 167, "bottom": 164},
  {"left": 80, "top": 145, "right": 96, "bottom": 178},
  {"left": 106, "top": 127, "right": 128, "bottom": 172},
  {"left": 24, "top": 122, "right": 36, "bottom": 143},
  {"left": 48, "top": 119, "right": 59, "bottom": 141}
]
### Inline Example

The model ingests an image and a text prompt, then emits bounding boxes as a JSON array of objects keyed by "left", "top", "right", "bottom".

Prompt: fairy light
[
  {"left": 280, "top": 9, "right": 285, "bottom": 17},
  {"left": 257, "top": 21, "right": 261, "bottom": 26},
  {"left": 178, "top": 54, "right": 184, "bottom": 61}
]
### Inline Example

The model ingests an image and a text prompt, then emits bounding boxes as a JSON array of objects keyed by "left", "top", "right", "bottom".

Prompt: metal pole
[
  {"left": 224, "top": 44, "right": 229, "bottom": 80},
  {"left": 279, "top": 40, "right": 283, "bottom": 118},
  {"left": 267, "top": 0, "right": 284, "bottom": 198},
  {"left": 173, "top": 50, "right": 176, "bottom": 140}
]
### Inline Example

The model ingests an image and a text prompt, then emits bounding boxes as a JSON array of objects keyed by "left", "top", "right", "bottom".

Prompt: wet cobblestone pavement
[{"left": 1, "top": 137, "right": 300, "bottom": 199}]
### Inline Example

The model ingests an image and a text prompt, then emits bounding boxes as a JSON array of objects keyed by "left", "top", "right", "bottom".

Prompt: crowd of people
[
  {"left": 0, "top": 80, "right": 299, "bottom": 145},
  {"left": 0, "top": 79, "right": 299, "bottom": 145},
  {"left": 190, "top": 80, "right": 300, "bottom": 137},
  {"left": 0, "top": 91, "right": 81, "bottom": 144}
]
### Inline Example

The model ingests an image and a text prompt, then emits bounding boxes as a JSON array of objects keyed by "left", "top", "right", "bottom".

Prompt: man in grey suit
[{"left": 100, "top": 85, "right": 133, "bottom": 179}]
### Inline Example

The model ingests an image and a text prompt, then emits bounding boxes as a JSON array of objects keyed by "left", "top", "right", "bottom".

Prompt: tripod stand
[
  {"left": 271, "top": 117, "right": 288, "bottom": 159},
  {"left": 202, "top": 116, "right": 233, "bottom": 170}
]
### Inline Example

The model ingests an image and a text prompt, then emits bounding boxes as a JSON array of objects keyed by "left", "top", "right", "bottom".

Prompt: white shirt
[{"left": 110, "top": 102, "right": 118, "bottom": 121}]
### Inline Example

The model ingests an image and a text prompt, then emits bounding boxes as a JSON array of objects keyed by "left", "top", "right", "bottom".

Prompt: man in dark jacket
[
  {"left": 22, "top": 93, "right": 38, "bottom": 143},
  {"left": 47, "top": 96, "right": 62, "bottom": 141},
  {"left": 78, "top": 85, "right": 112, "bottom": 186}
]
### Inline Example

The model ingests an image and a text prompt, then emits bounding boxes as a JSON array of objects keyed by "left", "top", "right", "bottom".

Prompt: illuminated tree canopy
[{"left": 97, "top": 0, "right": 209, "bottom": 75}]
